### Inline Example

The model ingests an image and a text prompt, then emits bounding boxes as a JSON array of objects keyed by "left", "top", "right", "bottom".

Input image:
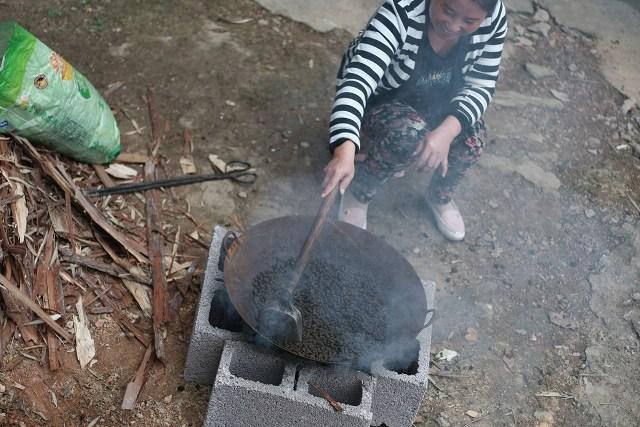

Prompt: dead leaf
[
  {"left": 503, "top": 348, "right": 516, "bottom": 371},
  {"left": 226, "top": 17, "right": 253, "bottom": 24},
  {"left": 535, "top": 391, "right": 574, "bottom": 400},
  {"left": 208, "top": 154, "right": 228, "bottom": 173},
  {"left": 548, "top": 312, "right": 578, "bottom": 330},
  {"left": 11, "top": 182, "right": 27, "bottom": 243},
  {"left": 466, "top": 410, "right": 480, "bottom": 418},
  {"left": 122, "top": 279, "right": 152, "bottom": 318},
  {"left": 105, "top": 163, "right": 138, "bottom": 179},
  {"left": 179, "top": 157, "right": 196, "bottom": 174},
  {"left": 74, "top": 297, "right": 95, "bottom": 369},
  {"left": 163, "top": 257, "right": 192, "bottom": 275},
  {"left": 464, "top": 327, "right": 478, "bottom": 343}
]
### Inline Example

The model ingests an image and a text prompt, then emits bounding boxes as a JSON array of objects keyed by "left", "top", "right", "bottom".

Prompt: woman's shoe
[
  {"left": 338, "top": 190, "right": 368, "bottom": 230},
  {"left": 427, "top": 199, "right": 465, "bottom": 241}
]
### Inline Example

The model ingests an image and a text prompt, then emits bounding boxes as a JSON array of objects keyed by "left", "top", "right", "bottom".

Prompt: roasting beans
[{"left": 252, "top": 257, "right": 388, "bottom": 362}]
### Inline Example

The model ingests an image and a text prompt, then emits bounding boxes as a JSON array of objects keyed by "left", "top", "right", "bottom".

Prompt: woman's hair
[{"left": 471, "top": 0, "right": 498, "bottom": 14}]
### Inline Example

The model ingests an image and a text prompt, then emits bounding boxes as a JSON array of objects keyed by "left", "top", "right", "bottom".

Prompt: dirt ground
[{"left": 1, "top": 0, "right": 640, "bottom": 426}]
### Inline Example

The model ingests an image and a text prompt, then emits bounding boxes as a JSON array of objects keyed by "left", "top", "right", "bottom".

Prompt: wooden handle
[{"left": 286, "top": 187, "right": 340, "bottom": 293}]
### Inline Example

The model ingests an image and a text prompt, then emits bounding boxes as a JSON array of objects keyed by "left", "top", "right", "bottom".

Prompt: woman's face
[{"left": 428, "top": 0, "right": 488, "bottom": 40}]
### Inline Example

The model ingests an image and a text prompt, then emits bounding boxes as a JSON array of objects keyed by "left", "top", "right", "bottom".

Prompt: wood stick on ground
[
  {"left": 145, "top": 88, "right": 168, "bottom": 362},
  {"left": 0, "top": 273, "right": 72, "bottom": 342},
  {"left": 92, "top": 165, "right": 115, "bottom": 188},
  {"left": 46, "top": 259, "right": 64, "bottom": 370},
  {"left": 80, "top": 273, "right": 151, "bottom": 347},
  {"left": 116, "top": 152, "right": 149, "bottom": 164},
  {"left": 59, "top": 247, "right": 151, "bottom": 285},
  {"left": 308, "top": 382, "right": 344, "bottom": 412},
  {"left": 122, "top": 345, "right": 154, "bottom": 410},
  {"left": 626, "top": 192, "right": 640, "bottom": 214},
  {"left": 0, "top": 260, "right": 40, "bottom": 344},
  {"left": 13, "top": 135, "right": 148, "bottom": 263}
]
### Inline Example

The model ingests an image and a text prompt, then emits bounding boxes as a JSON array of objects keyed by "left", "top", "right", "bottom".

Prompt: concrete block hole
[
  {"left": 382, "top": 339, "right": 420, "bottom": 375},
  {"left": 228, "top": 346, "right": 286, "bottom": 385},
  {"left": 208, "top": 284, "right": 244, "bottom": 332},
  {"left": 306, "top": 371, "right": 363, "bottom": 406}
]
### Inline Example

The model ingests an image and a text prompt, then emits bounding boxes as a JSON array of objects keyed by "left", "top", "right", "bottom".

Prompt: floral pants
[{"left": 349, "top": 101, "right": 485, "bottom": 204}]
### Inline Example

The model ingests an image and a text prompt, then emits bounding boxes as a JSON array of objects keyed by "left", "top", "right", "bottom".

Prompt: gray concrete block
[
  {"left": 206, "top": 340, "right": 374, "bottom": 427},
  {"left": 370, "top": 280, "right": 436, "bottom": 427},
  {"left": 184, "top": 226, "right": 246, "bottom": 385}
]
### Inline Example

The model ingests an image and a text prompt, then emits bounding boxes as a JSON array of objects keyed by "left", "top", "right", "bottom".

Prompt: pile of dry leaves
[{"left": 0, "top": 90, "right": 210, "bottom": 410}]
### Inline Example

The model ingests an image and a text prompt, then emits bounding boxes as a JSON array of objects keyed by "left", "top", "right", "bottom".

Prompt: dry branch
[
  {"left": 59, "top": 247, "right": 150, "bottom": 285},
  {"left": 0, "top": 272, "right": 72, "bottom": 342},
  {"left": 122, "top": 345, "right": 154, "bottom": 410},
  {"left": 14, "top": 135, "right": 148, "bottom": 263},
  {"left": 145, "top": 88, "right": 168, "bottom": 362}
]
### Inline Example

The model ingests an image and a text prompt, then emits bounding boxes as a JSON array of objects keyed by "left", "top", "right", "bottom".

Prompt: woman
[{"left": 322, "top": 0, "right": 507, "bottom": 240}]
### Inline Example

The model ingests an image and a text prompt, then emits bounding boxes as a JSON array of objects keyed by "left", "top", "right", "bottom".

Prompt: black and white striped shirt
[{"left": 330, "top": 0, "right": 508, "bottom": 151}]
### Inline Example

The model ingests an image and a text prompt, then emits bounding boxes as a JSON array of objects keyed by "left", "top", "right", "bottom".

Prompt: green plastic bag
[{"left": 0, "top": 21, "right": 120, "bottom": 164}]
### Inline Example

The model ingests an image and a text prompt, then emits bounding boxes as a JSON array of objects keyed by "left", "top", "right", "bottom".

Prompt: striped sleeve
[
  {"left": 449, "top": 0, "right": 508, "bottom": 133},
  {"left": 329, "top": 0, "right": 408, "bottom": 152}
]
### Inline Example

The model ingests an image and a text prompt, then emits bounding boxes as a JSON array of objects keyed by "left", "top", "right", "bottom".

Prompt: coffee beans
[{"left": 252, "top": 257, "right": 388, "bottom": 363}]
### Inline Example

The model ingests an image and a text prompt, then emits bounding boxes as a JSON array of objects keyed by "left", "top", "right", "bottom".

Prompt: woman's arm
[
  {"left": 447, "top": 0, "right": 508, "bottom": 134},
  {"left": 329, "top": 0, "right": 408, "bottom": 153}
]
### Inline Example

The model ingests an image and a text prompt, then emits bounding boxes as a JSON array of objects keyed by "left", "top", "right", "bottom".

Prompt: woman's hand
[
  {"left": 415, "top": 116, "right": 462, "bottom": 176},
  {"left": 322, "top": 141, "right": 356, "bottom": 197}
]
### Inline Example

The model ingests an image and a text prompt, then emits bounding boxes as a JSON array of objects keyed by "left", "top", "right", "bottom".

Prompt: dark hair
[{"left": 471, "top": 0, "right": 499, "bottom": 14}]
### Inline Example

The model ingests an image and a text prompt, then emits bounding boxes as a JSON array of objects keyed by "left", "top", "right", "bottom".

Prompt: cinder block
[
  {"left": 184, "top": 226, "right": 246, "bottom": 385},
  {"left": 370, "top": 280, "right": 435, "bottom": 427},
  {"left": 206, "top": 341, "right": 375, "bottom": 427}
]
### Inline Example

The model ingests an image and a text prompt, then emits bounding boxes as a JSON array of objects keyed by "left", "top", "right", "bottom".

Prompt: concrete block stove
[{"left": 185, "top": 226, "right": 435, "bottom": 427}]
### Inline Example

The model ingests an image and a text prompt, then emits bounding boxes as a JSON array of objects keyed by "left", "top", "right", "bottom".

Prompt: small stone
[
  {"left": 435, "top": 349, "right": 458, "bottom": 362},
  {"left": 632, "top": 293, "right": 640, "bottom": 301},
  {"left": 488, "top": 200, "right": 499, "bottom": 209},
  {"left": 569, "top": 63, "right": 578, "bottom": 72},
  {"left": 534, "top": 410, "right": 554, "bottom": 423},
  {"left": 517, "top": 37, "right": 534, "bottom": 47},
  {"left": 550, "top": 89, "right": 569, "bottom": 103},
  {"left": 585, "top": 209, "right": 596, "bottom": 218},
  {"left": 622, "top": 98, "right": 637, "bottom": 115},
  {"left": 515, "top": 329, "right": 527, "bottom": 335},
  {"left": 525, "top": 63, "right": 554, "bottom": 80},
  {"left": 528, "top": 22, "right": 551, "bottom": 37},
  {"left": 530, "top": 334, "right": 537, "bottom": 341},
  {"left": 466, "top": 410, "right": 480, "bottom": 418},
  {"left": 587, "top": 137, "right": 601, "bottom": 147},
  {"left": 412, "top": 247, "right": 421, "bottom": 255},
  {"left": 299, "top": 141, "right": 310, "bottom": 148},
  {"left": 237, "top": 191, "right": 248, "bottom": 199},
  {"left": 413, "top": 415, "right": 424, "bottom": 424},
  {"left": 0, "top": 383, "right": 5, "bottom": 393},
  {"left": 533, "top": 9, "right": 550, "bottom": 22},
  {"left": 465, "top": 327, "right": 478, "bottom": 343},
  {"left": 163, "top": 395, "right": 173, "bottom": 404},
  {"left": 436, "top": 414, "right": 451, "bottom": 427},
  {"left": 258, "top": 19, "right": 269, "bottom": 26}
]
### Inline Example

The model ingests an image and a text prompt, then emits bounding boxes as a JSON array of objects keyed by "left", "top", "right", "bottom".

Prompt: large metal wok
[{"left": 223, "top": 215, "right": 430, "bottom": 367}]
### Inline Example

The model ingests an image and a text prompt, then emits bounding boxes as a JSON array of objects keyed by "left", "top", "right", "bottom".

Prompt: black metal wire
[{"left": 84, "top": 161, "right": 257, "bottom": 198}]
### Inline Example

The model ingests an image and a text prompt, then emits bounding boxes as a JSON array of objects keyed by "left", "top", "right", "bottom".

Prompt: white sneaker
[
  {"left": 428, "top": 199, "right": 465, "bottom": 241},
  {"left": 338, "top": 190, "right": 368, "bottom": 230}
]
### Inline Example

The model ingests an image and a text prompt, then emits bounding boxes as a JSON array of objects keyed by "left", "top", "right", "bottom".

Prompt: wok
[{"left": 223, "top": 215, "right": 430, "bottom": 366}]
